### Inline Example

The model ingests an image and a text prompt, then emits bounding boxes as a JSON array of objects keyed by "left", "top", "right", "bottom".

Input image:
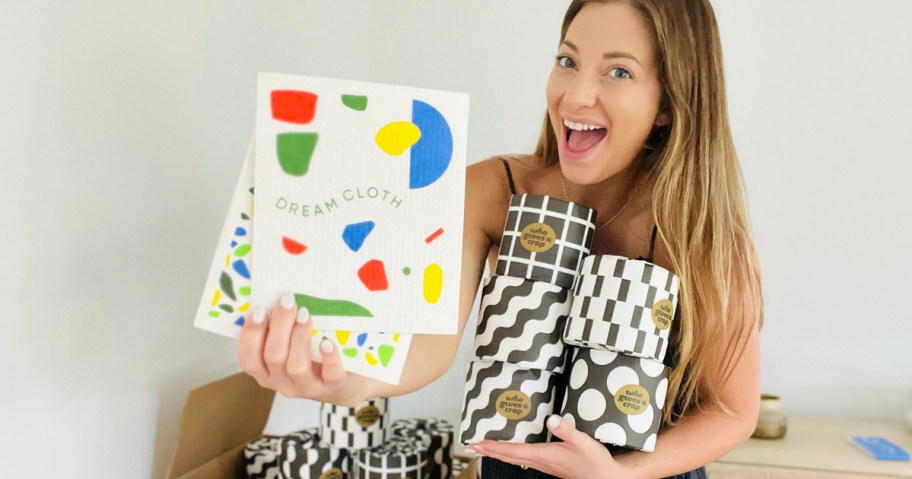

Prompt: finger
[
  {"left": 238, "top": 307, "right": 269, "bottom": 382},
  {"left": 317, "top": 339, "right": 347, "bottom": 388},
  {"left": 286, "top": 307, "right": 316, "bottom": 385},
  {"left": 262, "top": 292, "right": 298, "bottom": 381},
  {"left": 546, "top": 414, "right": 597, "bottom": 448}
]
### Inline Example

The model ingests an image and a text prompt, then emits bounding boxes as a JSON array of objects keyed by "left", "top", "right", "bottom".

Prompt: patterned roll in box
[
  {"left": 560, "top": 348, "right": 668, "bottom": 452},
  {"left": 244, "top": 436, "right": 282, "bottom": 479},
  {"left": 320, "top": 398, "right": 390, "bottom": 449},
  {"left": 459, "top": 360, "right": 559, "bottom": 444},
  {"left": 474, "top": 276, "right": 572, "bottom": 373},
  {"left": 564, "top": 254, "right": 679, "bottom": 361},
  {"left": 279, "top": 428, "right": 348, "bottom": 479},
  {"left": 390, "top": 418, "right": 454, "bottom": 479},
  {"left": 350, "top": 435, "right": 429, "bottom": 479},
  {"left": 495, "top": 194, "right": 596, "bottom": 290}
]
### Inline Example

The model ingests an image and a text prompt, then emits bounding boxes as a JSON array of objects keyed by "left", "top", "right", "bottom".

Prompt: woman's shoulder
[{"left": 466, "top": 154, "right": 546, "bottom": 241}]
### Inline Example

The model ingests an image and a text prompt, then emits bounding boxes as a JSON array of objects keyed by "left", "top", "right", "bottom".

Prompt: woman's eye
[
  {"left": 556, "top": 55, "right": 577, "bottom": 69},
  {"left": 608, "top": 67, "right": 632, "bottom": 79}
]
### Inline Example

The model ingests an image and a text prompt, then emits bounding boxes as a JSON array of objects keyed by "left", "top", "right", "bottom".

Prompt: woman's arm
[{"left": 237, "top": 159, "right": 507, "bottom": 406}]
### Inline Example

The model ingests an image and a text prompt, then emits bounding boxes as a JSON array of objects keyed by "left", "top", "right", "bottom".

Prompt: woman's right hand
[{"left": 237, "top": 291, "right": 370, "bottom": 407}]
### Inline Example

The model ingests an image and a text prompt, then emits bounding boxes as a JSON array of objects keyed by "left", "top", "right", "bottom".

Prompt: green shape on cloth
[
  {"left": 342, "top": 348, "right": 359, "bottom": 358},
  {"left": 233, "top": 244, "right": 251, "bottom": 257},
  {"left": 378, "top": 344, "right": 395, "bottom": 367},
  {"left": 294, "top": 294, "right": 373, "bottom": 317},
  {"left": 341, "top": 94, "right": 368, "bottom": 111},
  {"left": 219, "top": 272, "right": 236, "bottom": 301},
  {"left": 276, "top": 133, "right": 319, "bottom": 176}
]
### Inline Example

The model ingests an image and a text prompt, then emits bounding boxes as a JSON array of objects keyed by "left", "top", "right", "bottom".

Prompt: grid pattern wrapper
[
  {"left": 278, "top": 428, "right": 348, "bottom": 479},
  {"left": 564, "top": 255, "right": 679, "bottom": 362},
  {"left": 459, "top": 360, "right": 559, "bottom": 444},
  {"left": 351, "top": 435, "right": 429, "bottom": 479},
  {"left": 474, "top": 276, "right": 572, "bottom": 373},
  {"left": 390, "top": 418, "right": 454, "bottom": 479},
  {"left": 495, "top": 194, "right": 596, "bottom": 290},
  {"left": 244, "top": 436, "right": 282, "bottom": 479},
  {"left": 560, "top": 348, "right": 668, "bottom": 452},
  {"left": 320, "top": 398, "right": 390, "bottom": 449}
]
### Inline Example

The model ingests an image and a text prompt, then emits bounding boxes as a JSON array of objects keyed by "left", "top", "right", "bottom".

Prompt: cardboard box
[{"left": 166, "top": 373, "right": 479, "bottom": 479}]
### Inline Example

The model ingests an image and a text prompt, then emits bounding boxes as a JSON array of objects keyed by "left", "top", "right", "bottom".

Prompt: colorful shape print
[
  {"left": 423, "top": 263, "right": 443, "bottom": 304},
  {"left": 271, "top": 90, "right": 318, "bottom": 124},
  {"left": 342, "top": 94, "right": 368, "bottom": 111},
  {"left": 425, "top": 227, "right": 444, "bottom": 244},
  {"left": 282, "top": 236, "right": 307, "bottom": 255},
  {"left": 358, "top": 259, "right": 389, "bottom": 291},
  {"left": 410, "top": 100, "right": 453, "bottom": 189},
  {"left": 342, "top": 221, "right": 376, "bottom": 252},
  {"left": 376, "top": 121, "right": 421, "bottom": 156},
  {"left": 276, "top": 132, "right": 318, "bottom": 176}
]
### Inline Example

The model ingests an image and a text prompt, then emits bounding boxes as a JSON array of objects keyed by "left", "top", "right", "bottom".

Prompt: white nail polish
[
  {"left": 280, "top": 292, "right": 296, "bottom": 310},
  {"left": 251, "top": 307, "right": 266, "bottom": 324},
  {"left": 296, "top": 307, "right": 310, "bottom": 324},
  {"left": 547, "top": 415, "right": 560, "bottom": 429},
  {"left": 320, "top": 339, "right": 333, "bottom": 353}
]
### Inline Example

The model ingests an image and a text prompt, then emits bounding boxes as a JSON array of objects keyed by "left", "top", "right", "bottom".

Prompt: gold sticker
[
  {"left": 355, "top": 405, "right": 381, "bottom": 427},
  {"left": 615, "top": 384, "right": 651, "bottom": 416},
  {"left": 496, "top": 390, "right": 532, "bottom": 420},
  {"left": 319, "top": 468, "right": 343, "bottom": 479},
  {"left": 651, "top": 299, "right": 674, "bottom": 330},
  {"left": 519, "top": 223, "right": 556, "bottom": 253}
]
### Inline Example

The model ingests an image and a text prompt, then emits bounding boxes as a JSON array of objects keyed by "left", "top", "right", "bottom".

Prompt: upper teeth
[{"left": 564, "top": 119, "right": 603, "bottom": 131}]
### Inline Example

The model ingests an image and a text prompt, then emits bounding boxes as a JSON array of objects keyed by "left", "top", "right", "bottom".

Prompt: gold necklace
[{"left": 560, "top": 173, "right": 642, "bottom": 231}]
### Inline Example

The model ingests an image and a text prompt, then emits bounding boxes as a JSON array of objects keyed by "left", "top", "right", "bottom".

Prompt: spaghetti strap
[
  {"left": 646, "top": 225, "right": 658, "bottom": 263},
  {"left": 500, "top": 158, "right": 517, "bottom": 195}
]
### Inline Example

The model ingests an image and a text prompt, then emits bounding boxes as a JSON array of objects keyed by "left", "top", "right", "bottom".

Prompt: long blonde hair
[{"left": 534, "top": 0, "right": 764, "bottom": 425}]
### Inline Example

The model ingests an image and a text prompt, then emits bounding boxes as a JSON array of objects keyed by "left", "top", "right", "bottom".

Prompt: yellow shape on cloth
[{"left": 375, "top": 121, "right": 421, "bottom": 156}]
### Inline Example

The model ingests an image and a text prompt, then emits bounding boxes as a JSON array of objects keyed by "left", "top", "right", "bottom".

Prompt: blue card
[{"left": 850, "top": 436, "right": 911, "bottom": 461}]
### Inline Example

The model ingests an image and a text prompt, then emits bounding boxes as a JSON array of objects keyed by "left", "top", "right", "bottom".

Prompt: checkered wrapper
[
  {"left": 279, "top": 428, "right": 348, "bottom": 479},
  {"left": 564, "top": 255, "right": 679, "bottom": 362},
  {"left": 495, "top": 194, "right": 596, "bottom": 290},
  {"left": 243, "top": 436, "right": 282, "bottom": 479},
  {"left": 350, "top": 435, "right": 429, "bottom": 479},
  {"left": 390, "top": 418, "right": 454, "bottom": 479},
  {"left": 319, "top": 398, "right": 390, "bottom": 449}
]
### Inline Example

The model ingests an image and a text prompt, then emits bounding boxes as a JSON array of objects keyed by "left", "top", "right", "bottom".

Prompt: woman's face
[{"left": 546, "top": 1, "right": 666, "bottom": 185}]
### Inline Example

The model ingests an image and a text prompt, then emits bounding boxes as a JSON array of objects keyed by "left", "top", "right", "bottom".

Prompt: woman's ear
[{"left": 654, "top": 110, "right": 671, "bottom": 127}]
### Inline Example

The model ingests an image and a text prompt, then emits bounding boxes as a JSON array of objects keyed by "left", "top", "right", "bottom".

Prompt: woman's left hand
[{"left": 467, "top": 415, "right": 631, "bottom": 479}]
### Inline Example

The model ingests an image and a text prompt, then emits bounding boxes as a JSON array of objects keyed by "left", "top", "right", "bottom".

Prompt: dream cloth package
[
  {"left": 460, "top": 194, "right": 596, "bottom": 444},
  {"left": 279, "top": 428, "right": 349, "bottom": 479},
  {"left": 350, "top": 436, "right": 429, "bottom": 479},
  {"left": 559, "top": 254, "right": 680, "bottom": 452}
]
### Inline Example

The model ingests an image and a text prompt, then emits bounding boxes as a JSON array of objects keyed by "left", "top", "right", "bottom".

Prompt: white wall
[{"left": 1, "top": 0, "right": 909, "bottom": 477}]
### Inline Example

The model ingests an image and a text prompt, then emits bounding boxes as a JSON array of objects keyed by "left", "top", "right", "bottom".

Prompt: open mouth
[{"left": 564, "top": 119, "right": 607, "bottom": 154}]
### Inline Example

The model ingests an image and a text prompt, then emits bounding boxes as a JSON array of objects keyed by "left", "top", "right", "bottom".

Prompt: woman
[{"left": 238, "top": 0, "right": 764, "bottom": 477}]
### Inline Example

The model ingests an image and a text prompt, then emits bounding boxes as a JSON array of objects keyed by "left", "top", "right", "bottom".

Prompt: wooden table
[{"left": 707, "top": 416, "right": 912, "bottom": 478}]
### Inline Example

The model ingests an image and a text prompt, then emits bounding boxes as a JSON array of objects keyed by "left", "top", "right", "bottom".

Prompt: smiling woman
[{"left": 238, "top": 0, "right": 762, "bottom": 478}]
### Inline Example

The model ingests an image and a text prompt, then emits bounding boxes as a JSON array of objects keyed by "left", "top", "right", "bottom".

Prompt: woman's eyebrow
[{"left": 561, "top": 40, "right": 644, "bottom": 68}]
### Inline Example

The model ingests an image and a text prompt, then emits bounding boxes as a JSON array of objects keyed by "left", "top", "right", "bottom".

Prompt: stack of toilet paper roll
[
  {"left": 245, "top": 395, "right": 458, "bottom": 478},
  {"left": 460, "top": 194, "right": 596, "bottom": 444},
  {"left": 560, "top": 254, "right": 680, "bottom": 452}
]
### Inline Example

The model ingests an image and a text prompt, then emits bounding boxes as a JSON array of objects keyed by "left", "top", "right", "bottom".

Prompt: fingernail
[
  {"left": 469, "top": 444, "right": 486, "bottom": 454},
  {"left": 251, "top": 307, "right": 266, "bottom": 324},
  {"left": 280, "top": 292, "right": 296, "bottom": 310},
  {"left": 296, "top": 307, "right": 310, "bottom": 324},
  {"left": 320, "top": 339, "right": 334, "bottom": 353},
  {"left": 547, "top": 415, "right": 560, "bottom": 429}
]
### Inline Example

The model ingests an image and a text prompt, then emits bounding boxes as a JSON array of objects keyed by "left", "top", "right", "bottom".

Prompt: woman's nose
[{"left": 564, "top": 72, "right": 599, "bottom": 109}]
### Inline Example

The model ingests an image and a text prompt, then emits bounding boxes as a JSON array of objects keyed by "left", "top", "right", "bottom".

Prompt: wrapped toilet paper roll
[
  {"left": 459, "top": 360, "right": 559, "bottom": 444},
  {"left": 244, "top": 436, "right": 282, "bottom": 479},
  {"left": 279, "top": 428, "right": 348, "bottom": 479},
  {"left": 560, "top": 348, "right": 668, "bottom": 452},
  {"left": 495, "top": 194, "right": 596, "bottom": 290},
  {"left": 564, "top": 255, "right": 680, "bottom": 361},
  {"left": 320, "top": 398, "right": 390, "bottom": 449},
  {"left": 350, "top": 435, "right": 429, "bottom": 479},
  {"left": 390, "top": 418, "right": 454, "bottom": 479},
  {"left": 474, "top": 275, "right": 572, "bottom": 372}
]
